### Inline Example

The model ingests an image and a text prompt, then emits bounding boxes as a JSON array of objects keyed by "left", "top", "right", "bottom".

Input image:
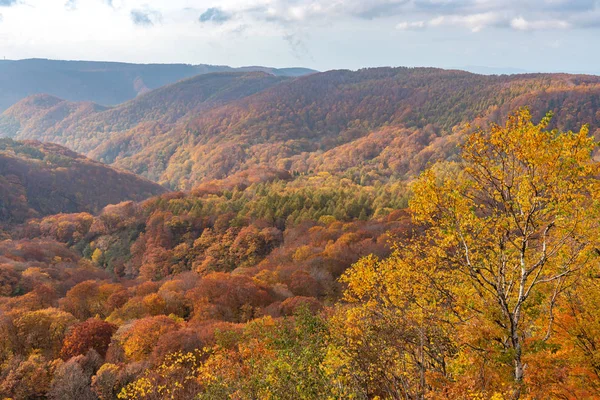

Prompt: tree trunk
[
  {"left": 418, "top": 326, "right": 425, "bottom": 400},
  {"left": 511, "top": 324, "right": 524, "bottom": 400}
]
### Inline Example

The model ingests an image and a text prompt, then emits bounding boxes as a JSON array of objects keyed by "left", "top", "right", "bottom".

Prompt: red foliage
[
  {"left": 61, "top": 318, "right": 117, "bottom": 360},
  {"left": 187, "top": 272, "right": 272, "bottom": 322}
]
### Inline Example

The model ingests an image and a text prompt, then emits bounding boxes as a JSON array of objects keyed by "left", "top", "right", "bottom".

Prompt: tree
[
  {"left": 333, "top": 109, "right": 600, "bottom": 398},
  {"left": 119, "top": 316, "right": 180, "bottom": 361},
  {"left": 0, "top": 351, "right": 54, "bottom": 399},
  {"left": 60, "top": 318, "right": 117, "bottom": 360},
  {"left": 120, "top": 310, "right": 336, "bottom": 400},
  {"left": 92, "top": 363, "right": 122, "bottom": 400},
  {"left": 49, "top": 358, "right": 97, "bottom": 400},
  {"left": 327, "top": 251, "right": 456, "bottom": 399},
  {"left": 408, "top": 108, "right": 600, "bottom": 398},
  {"left": 187, "top": 272, "right": 272, "bottom": 323},
  {"left": 0, "top": 264, "right": 21, "bottom": 296},
  {"left": 14, "top": 308, "right": 78, "bottom": 358},
  {"left": 118, "top": 351, "right": 203, "bottom": 400},
  {"left": 544, "top": 274, "right": 600, "bottom": 397},
  {"left": 60, "top": 280, "right": 104, "bottom": 320}
]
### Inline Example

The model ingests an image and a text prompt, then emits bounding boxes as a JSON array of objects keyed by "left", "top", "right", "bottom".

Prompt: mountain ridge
[
  {"left": 3, "top": 67, "right": 600, "bottom": 190},
  {"left": 0, "top": 71, "right": 290, "bottom": 160},
  {"left": 0, "top": 58, "right": 317, "bottom": 112}
]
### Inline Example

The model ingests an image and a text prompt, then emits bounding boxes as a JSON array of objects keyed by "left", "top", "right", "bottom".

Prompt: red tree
[{"left": 60, "top": 318, "right": 117, "bottom": 360}]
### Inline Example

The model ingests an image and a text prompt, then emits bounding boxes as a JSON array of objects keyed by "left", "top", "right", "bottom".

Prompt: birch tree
[{"left": 410, "top": 108, "right": 600, "bottom": 398}]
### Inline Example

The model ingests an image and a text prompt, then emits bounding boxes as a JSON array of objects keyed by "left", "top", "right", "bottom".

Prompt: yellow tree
[
  {"left": 327, "top": 249, "right": 458, "bottom": 399},
  {"left": 409, "top": 108, "right": 600, "bottom": 398}
]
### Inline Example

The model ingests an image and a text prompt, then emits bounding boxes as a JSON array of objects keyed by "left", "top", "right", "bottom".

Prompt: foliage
[
  {"left": 119, "top": 308, "right": 339, "bottom": 400},
  {"left": 334, "top": 108, "right": 600, "bottom": 398},
  {"left": 60, "top": 318, "right": 118, "bottom": 360},
  {"left": 1, "top": 103, "right": 600, "bottom": 399},
  {"left": 4, "top": 68, "right": 600, "bottom": 189},
  {"left": 0, "top": 139, "right": 165, "bottom": 224}
]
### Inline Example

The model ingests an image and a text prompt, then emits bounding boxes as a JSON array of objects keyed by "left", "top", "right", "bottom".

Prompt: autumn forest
[{"left": 0, "top": 64, "right": 600, "bottom": 400}]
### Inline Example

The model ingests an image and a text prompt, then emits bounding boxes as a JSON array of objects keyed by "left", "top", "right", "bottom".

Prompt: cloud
[
  {"left": 429, "top": 12, "right": 506, "bottom": 32},
  {"left": 413, "top": 0, "right": 476, "bottom": 13},
  {"left": 352, "top": 0, "right": 410, "bottom": 19},
  {"left": 228, "top": 0, "right": 415, "bottom": 24},
  {"left": 424, "top": 12, "right": 571, "bottom": 32},
  {"left": 0, "top": 0, "right": 16, "bottom": 6},
  {"left": 67, "top": 0, "right": 116, "bottom": 10},
  {"left": 394, "top": 0, "right": 593, "bottom": 32},
  {"left": 397, "top": 20, "right": 426, "bottom": 30},
  {"left": 542, "top": 0, "right": 596, "bottom": 12},
  {"left": 199, "top": 7, "right": 232, "bottom": 24},
  {"left": 216, "top": 0, "right": 600, "bottom": 33},
  {"left": 572, "top": 10, "right": 600, "bottom": 28},
  {"left": 131, "top": 7, "right": 162, "bottom": 27},
  {"left": 510, "top": 16, "right": 570, "bottom": 30}
]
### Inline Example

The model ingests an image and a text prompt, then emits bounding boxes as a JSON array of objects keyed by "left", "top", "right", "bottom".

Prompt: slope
[
  {"left": 0, "top": 72, "right": 290, "bottom": 161},
  {"left": 0, "top": 138, "right": 167, "bottom": 224},
  {"left": 126, "top": 68, "right": 600, "bottom": 187},
  {"left": 4, "top": 67, "right": 600, "bottom": 189}
]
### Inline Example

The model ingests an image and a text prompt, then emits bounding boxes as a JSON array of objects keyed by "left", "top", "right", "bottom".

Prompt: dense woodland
[
  {"left": 2, "top": 68, "right": 600, "bottom": 190},
  {"left": 0, "top": 139, "right": 166, "bottom": 225},
  {"left": 1, "top": 66, "right": 600, "bottom": 399}
]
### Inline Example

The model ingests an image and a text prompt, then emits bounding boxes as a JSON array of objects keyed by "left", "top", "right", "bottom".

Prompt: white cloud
[
  {"left": 429, "top": 12, "right": 503, "bottom": 32},
  {"left": 397, "top": 20, "right": 426, "bottom": 30},
  {"left": 210, "top": 0, "right": 598, "bottom": 33},
  {"left": 0, "top": 0, "right": 597, "bottom": 71},
  {"left": 510, "top": 16, "right": 570, "bottom": 30}
]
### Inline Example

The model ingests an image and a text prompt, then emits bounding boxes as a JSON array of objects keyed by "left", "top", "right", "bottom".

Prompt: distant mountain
[
  {"left": 0, "top": 72, "right": 289, "bottom": 164},
  {"left": 0, "top": 138, "right": 167, "bottom": 223},
  {"left": 0, "top": 58, "right": 316, "bottom": 112},
  {"left": 3, "top": 67, "right": 600, "bottom": 190}
]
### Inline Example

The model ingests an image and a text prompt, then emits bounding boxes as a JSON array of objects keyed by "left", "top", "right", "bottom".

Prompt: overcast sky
[{"left": 0, "top": 0, "right": 599, "bottom": 73}]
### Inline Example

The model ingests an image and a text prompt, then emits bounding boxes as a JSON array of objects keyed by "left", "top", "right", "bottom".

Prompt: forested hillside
[
  {"left": 1, "top": 65, "right": 600, "bottom": 399},
  {"left": 3, "top": 67, "right": 600, "bottom": 189},
  {"left": 0, "top": 139, "right": 166, "bottom": 224},
  {"left": 1, "top": 110, "right": 600, "bottom": 399},
  {"left": 0, "top": 72, "right": 289, "bottom": 165},
  {"left": 3, "top": 0, "right": 600, "bottom": 392},
  {"left": 0, "top": 59, "right": 315, "bottom": 112}
]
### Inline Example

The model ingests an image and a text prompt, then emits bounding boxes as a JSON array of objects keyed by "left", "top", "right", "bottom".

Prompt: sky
[{"left": 0, "top": 0, "right": 599, "bottom": 74}]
